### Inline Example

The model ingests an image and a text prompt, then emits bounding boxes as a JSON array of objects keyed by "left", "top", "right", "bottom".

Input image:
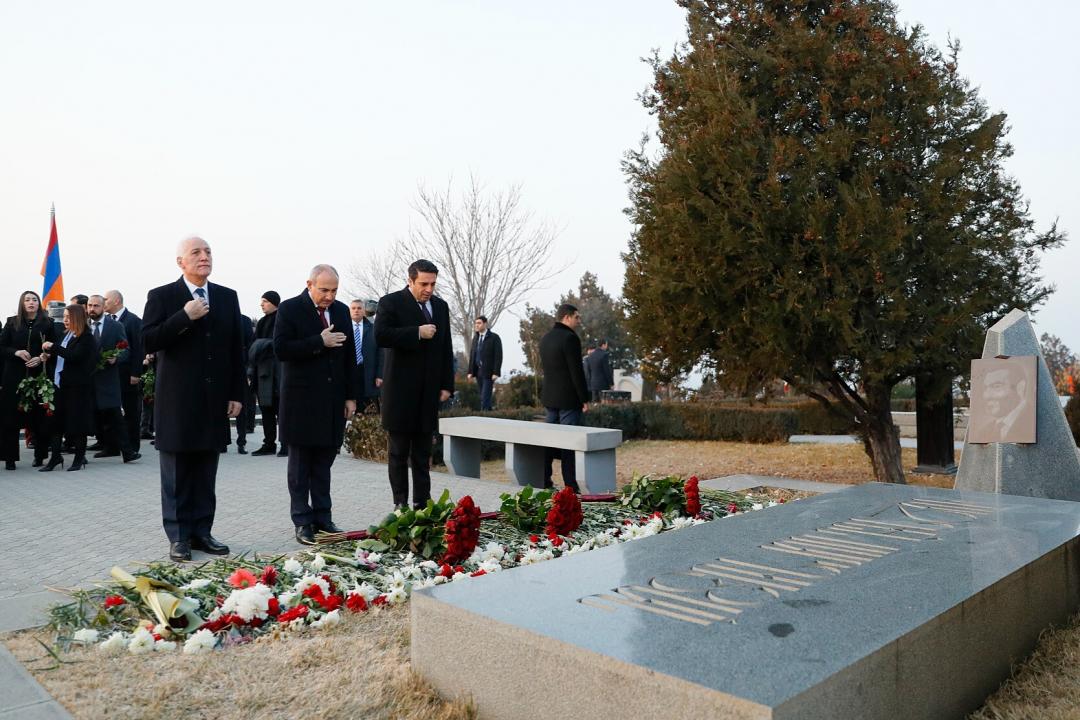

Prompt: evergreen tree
[{"left": 623, "top": 0, "right": 1063, "bottom": 482}]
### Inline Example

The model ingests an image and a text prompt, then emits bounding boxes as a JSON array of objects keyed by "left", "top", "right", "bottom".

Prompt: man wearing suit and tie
[
  {"left": 375, "top": 259, "right": 454, "bottom": 509},
  {"left": 103, "top": 290, "right": 144, "bottom": 455},
  {"left": 348, "top": 298, "right": 383, "bottom": 414},
  {"left": 143, "top": 236, "right": 245, "bottom": 562},
  {"left": 467, "top": 315, "right": 502, "bottom": 411},
  {"left": 274, "top": 265, "right": 357, "bottom": 545},
  {"left": 86, "top": 294, "right": 139, "bottom": 463}
]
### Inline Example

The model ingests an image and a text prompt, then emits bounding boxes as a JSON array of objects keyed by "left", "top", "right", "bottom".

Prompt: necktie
[
  {"left": 318, "top": 310, "right": 329, "bottom": 329},
  {"left": 93, "top": 321, "right": 101, "bottom": 340},
  {"left": 109, "top": 313, "right": 117, "bottom": 321},
  {"left": 354, "top": 323, "right": 363, "bottom": 365},
  {"left": 194, "top": 287, "right": 207, "bottom": 307},
  {"left": 419, "top": 302, "right": 433, "bottom": 324}
]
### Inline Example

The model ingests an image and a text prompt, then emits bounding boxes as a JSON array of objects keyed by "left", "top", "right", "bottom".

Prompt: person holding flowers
[
  {"left": 0, "top": 290, "right": 57, "bottom": 470},
  {"left": 40, "top": 304, "right": 96, "bottom": 471}
]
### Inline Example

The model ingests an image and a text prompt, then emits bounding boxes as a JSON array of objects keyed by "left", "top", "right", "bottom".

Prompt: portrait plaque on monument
[
  {"left": 412, "top": 484, "right": 1080, "bottom": 720},
  {"left": 968, "top": 356, "right": 1037, "bottom": 444}
]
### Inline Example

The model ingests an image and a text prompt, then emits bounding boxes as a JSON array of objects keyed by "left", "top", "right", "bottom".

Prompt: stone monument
[{"left": 954, "top": 309, "right": 1080, "bottom": 499}]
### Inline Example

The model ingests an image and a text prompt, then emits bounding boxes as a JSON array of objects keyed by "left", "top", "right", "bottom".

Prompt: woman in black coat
[
  {"left": 40, "top": 304, "right": 95, "bottom": 471},
  {"left": 0, "top": 291, "right": 58, "bottom": 469}
]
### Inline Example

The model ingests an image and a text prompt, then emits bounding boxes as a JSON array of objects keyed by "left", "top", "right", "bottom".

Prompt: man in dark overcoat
[
  {"left": 104, "top": 290, "right": 144, "bottom": 454},
  {"left": 143, "top": 236, "right": 245, "bottom": 562},
  {"left": 375, "top": 259, "right": 454, "bottom": 509},
  {"left": 86, "top": 294, "right": 137, "bottom": 462},
  {"left": 539, "top": 303, "right": 589, "bottom": 492},
  {"left": 274, "top": 265, "right": 357, "bottom": 545}
]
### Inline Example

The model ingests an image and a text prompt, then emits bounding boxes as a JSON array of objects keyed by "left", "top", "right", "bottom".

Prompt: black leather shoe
[
  {"left": 237, "top": 445, "right": 248, "bottom": 455},
  {"left": 4, "top": 461, "right": 15, "bottom": 471},
  {"left": 190, "top": 535, "right": 229, "bottom": 555},
  {"left": 170, "top": 541, "right": 192, "bottom": 562},
  {"left": 93, "top": 449, "right": 120, "bottom": 458},
  {"left": 39, "top": 455, "right": 63, "bottom": 472},
  {"left": 67, "top": 456, "right": 87, "bottom": 471},
  {"left": 251, "top": 444, "right": 276, "bottom": 456},
  {"left": 315, "top": 521, "right": 343, "bottom": 534},
  {"left": 295, "top": 525, "right": 316, "bottom": 546},
  {"left": 123, "top": 452, "right": 141, "bottom": 463}
]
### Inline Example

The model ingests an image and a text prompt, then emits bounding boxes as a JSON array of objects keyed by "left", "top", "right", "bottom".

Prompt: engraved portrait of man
[{"left": 969, "top": 356, "right": 1038, "bottom": 444}]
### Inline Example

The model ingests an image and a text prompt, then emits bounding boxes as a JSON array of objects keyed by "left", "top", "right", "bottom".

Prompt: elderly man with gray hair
[{"left": 273, "top": 264, "right": 358, "bottom": 545}]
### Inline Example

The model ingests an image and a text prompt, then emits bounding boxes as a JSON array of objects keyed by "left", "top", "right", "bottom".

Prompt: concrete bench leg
[
  {"left": 506, "top": 443, "right": 547, "bottom": 489},
  {"left": 576, "top": 449, "right": 616, "bottom": 494},
  {"left": 443, "top": 435, "right": 481, "bottom": 479}
]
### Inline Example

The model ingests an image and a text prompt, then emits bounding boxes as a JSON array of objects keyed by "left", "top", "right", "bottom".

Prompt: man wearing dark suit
[
  {"left": 86, "top": 295, "right": 139, "bottom": 463},
  {"left": 584, "top": 339, "right": 614, "bottom": 403},
  {"left": 375, "top": 259, "right": 454, "bottom": 509},
  {"left": 225, "top": 313, "right": 256, "bottom": 454},
  {"left": 467, "top": 315, "right": 502, "bottom": 411},
  {"left": 143, "top": 236, "right": 245, "bottom": 562},
  {"left": 104, "top": 290, "right": 144, "bottom": 454},
  {"left": 539, "top": 303, "right": 589, "bottom": 493},
  {"left": 250, "top": 292, "right": 282, "bottom": 456},
  {"left": 348, "top": 299, "right": 383, "bottom": 415},
  {"left": 275, "top": 266, "right": 357, "bottom": 545}
]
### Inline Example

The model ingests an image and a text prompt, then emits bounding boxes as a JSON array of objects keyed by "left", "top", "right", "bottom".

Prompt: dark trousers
[
  {"left": 160, "top": 449, "right": 220, "bottom": 542},
  {"left": 259, "top": 401, "right": 278, "bottom": 446},
  {"left": 141, "top": 400, "right": 154, "bottom": 436},
  {"left": 121, "top": 387, "right": 142, "bottom": 452},
  {"left": 287, "top": 444, "right": 337, "bottom": 527},
  {"left": 590, "top": 389, "right": 604, "bottom": 403},
  {"left": 478, "top": 376, "right": 495, "bottom": 411},
  {"left": 387, "top": 431, "right": 433, "bottom": 508},
  {"left": 544, "top": 406, "right": 582, "bottom": 491},
  {"left": 97, "top": 407, "right": 132, "bottom": 455},
  {"left": 4, "top": 410, "right": 52, "bottom": 462}
]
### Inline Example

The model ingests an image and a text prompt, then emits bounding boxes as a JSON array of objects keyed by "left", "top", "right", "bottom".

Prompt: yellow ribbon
[{"left": 110, "top": 567, "right": 204, "bottom": 636}]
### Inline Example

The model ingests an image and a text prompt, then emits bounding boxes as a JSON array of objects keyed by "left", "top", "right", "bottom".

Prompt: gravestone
[
  {"left": 412, "top": 483, "right": 1080, "bottom": 720},
  {"left": 954, "top": 309, "right": 1080, "bottom": 499}
]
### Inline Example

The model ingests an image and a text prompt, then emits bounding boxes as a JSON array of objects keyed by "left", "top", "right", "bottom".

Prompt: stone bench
[{"left": 438, "top": 416, "right": 622, "bottom": 493}]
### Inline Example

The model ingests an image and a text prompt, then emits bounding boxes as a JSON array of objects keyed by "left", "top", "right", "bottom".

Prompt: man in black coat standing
[
  {"left": 250, "top": 291, "right": 282, "bottom": 456},
  {"left": 539, "top": 303, "right": 589, "bottom": 492},
  {"left": 274, "top": 265, "right": 357, "bottom": 545},
  {"left": 584, "top": 338, "right": 614, "bottom": 403},
  {"left": 467, "top": 315, "right": 502, "bottom": 411},
  {"left": 143, "top": 236, "right": 245, "bottom": 562},
  {"left": 348, "top": 298, "right": 382, "bottom": 414},
  {"left": 375, "top": 259, "right": 454, "bottom": 509},
  {"left": 104, "top": 290, "right": 143, "bottom": 454},
  {"left": 86, "top": 294, "right": 138, "bottom": 462}
]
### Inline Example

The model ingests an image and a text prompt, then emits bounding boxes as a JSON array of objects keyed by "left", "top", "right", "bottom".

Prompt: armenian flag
[{"left": 41, "top": 204, "right": 64, "bottom": 304}]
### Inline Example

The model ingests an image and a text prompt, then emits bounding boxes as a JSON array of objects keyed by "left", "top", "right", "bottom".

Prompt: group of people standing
[{"left": 0, "top": 290, "right": 144, "bottom": 472}]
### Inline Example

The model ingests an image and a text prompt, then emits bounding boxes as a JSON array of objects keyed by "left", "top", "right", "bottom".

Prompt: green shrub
[
  {"left": 1066, "top": 396, "right": 1080, "bottom": 447},
  {"left": 583, "top": 402, "right": 795, "bottom": 443},
  {"left": 496, "top": 372, "right": 541, "bottom": 409},
  {"left": 789, "top": 400, "right": 859, "bottom": 434}
]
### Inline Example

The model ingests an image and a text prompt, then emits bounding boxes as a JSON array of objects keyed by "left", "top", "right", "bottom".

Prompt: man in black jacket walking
[
  {"left": 539, "top": 303, "right": 589, "bottom": 492},
  {"left": 467, "top": 315, "right": 502, "bottom": 411},
  {"left": 143, "top": 236, "right": 246, "bottom": 562},
  {"left": 375, "top": 259, "right": 454, "bottom": 509},
  {"left": 274, "top": 265, "right": 357, "bottom": 545}
]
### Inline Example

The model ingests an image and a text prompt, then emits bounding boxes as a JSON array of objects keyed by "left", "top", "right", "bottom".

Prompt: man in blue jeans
[{"left": 538, "top": 303, "right": 589, "bottom": 492}]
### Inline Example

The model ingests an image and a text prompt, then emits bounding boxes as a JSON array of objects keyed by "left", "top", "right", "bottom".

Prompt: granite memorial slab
[
  {"left": 412, "top": 483, "right": 1080, "bottom": 720},
  {"left": 955, "top": 308, "right": 1080, "bottom": 498}
]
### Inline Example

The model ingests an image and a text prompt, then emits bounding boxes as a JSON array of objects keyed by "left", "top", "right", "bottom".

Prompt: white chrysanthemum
[
  {"left": 768, "top": 501, "right": 779, "bottom": 508},
  {"left": 751, "top": 503, "right": 764, "bottom": 511},
  {"left": 99, "top": 632, "right": 127, "bottom": 655},
  {"left": 386, "top": 571, "right": 408, "bottom": 591},
  {"left": 477, "top": 558, "right": 502, "bottom": 574},
  {"left": 418, "top": 559, "right": 438, "bottom": 571},
  {"left": 413, "top": 577, "right": 437, "bottom": 590},
  {"left": 563, "top": 541, "right": 593, "bottom": 556},
  {"left": 309, "top": 554, "right": 326, "bottom": 573},
  {"left": 401, "top": 564, "right": 424, "bottom": 580},
  {"left": 669, "top": 516, "right": 695, "bottom": 530},
  {"left": 451, "top": 571, "right": 469, "bottom": 582},
  {"left": 181, "top": 578, "right": 212, "bottom": 591},
  {"left": 293, "top": 574, "right": 330, "bottom": 596},
  {"left": 592, "top": 530, "right": 618, "bottom": 547},
  {"left": 311, "top": 609, "right": 341, "bottom": 629},
  {"left": 282, "top": 558, "right": 303, "bottom": 574},
  {"left": 154, "top": 640, "right": 177, "bottom": 652},
  {"left": 72, "top": 628, "right": 99, "bottom": 644},
  {"left": 432, "top": 575, "right": 449, "bottom": 585},
  {"left": 182, "top": 629, "right": 218, "bottom": 655},
  {"left": 519, "top": 548, "right": 554, "bottom": 565},
  {"left": 278, "top": 591, "right": 297, "bottom": 606},
  {"left": 128, "top": 628, "right": 156, "bottom": 655},
  {"left": 352, "top": 581, "right": 379, "bottom": 601},
  {"left": 477, "top": 541, "right": 505, "bottom": 563},
  {"left": 386, "top": 587, "right": 408, "bottom": 605},
  {"left": 220, "top": 582, "right": 275, "bottom": 622},
  {"left": 622, "top": 522, "right": 659, "bottom": 541}
]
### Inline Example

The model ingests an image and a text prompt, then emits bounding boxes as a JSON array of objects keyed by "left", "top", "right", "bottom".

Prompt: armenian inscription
[{"left": 581, "top": 496, "right": 993, "bottom": 626}]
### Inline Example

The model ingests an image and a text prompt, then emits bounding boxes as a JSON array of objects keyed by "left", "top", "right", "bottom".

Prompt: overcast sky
[{"left": 2, "top": 1, "right": 1076, "bottom": 376}]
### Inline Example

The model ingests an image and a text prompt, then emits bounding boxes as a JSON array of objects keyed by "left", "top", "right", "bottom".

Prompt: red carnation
[
  {"left": 267, "top": 597, "right": 281, "bottom": 617},
  {"left": 277, "top": 605, "right": 309, "bottom": 623},
  {"left": 545, "top": 487, "right": 583, "bottom": 536},
  {"left": 346, "top": 593, "right": 369, "bottom": 613},
  {"left": 442, "top": 495, "right": 482, "bottom": 565},
  {"left": 727, "top": 502, "right": 738, "bottom": 515},
  {"left": 116, "top": 340, "right": 129, "bottom": 350},
  {"left": 260, "top": 565, "right": 278, "bottom": 586},
  {"left": 104, "top": 595, "right": 126, "bottom": 608},
  {"left": 529, "top": 534, "right": 540, "bottom": 544},
  {"left": 684, "top": 476, "right": 701, "bottom": 517},
  {"left": 470, "top": 569, "right": 487, "bottom": 577},
  {"left": 372, "top": 595, "right": 388, "bottom": 606}
]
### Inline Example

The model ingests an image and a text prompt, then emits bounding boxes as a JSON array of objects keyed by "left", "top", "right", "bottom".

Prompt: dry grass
[
  {"left": 971, "top": 613, "right": 1080, "bottom": 720},
  {"left": 437, "top": 439, "right": 957, "bottom": 489},
  {"left": 3, "top": 606, "right": 474, "bottom": 720}
]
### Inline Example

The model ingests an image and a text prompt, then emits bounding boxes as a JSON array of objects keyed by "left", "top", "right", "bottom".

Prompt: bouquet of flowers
[
  {"left": 141, "top": 367, "right": 156, "bottom": 405},
  {"left": 97, "top": 339, "right": 129, "bottom": 370},
  {"left": 16, "top": 374, "right": 55, "bottom": 415}
]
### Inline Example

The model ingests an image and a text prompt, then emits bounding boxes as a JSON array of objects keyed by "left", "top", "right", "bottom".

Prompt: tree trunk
[{"left": 860, "top": 384, "right": 905, "bottom": 484}]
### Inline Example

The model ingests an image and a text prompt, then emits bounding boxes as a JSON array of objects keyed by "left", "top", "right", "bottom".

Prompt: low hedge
[
  {"left": 582, "top": 402, "right": 795, "bottom": 443},
  {"left": 788, "top": 401, "right": 858, "bottom": 435}
]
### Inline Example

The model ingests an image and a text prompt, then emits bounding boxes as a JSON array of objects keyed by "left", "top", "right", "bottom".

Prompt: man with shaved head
[
  {"left": 103, "top": 289, "right": 144, "bottom": 455},
  {"left": 143, "top": 236, "right": 246, "bottom": 562}
]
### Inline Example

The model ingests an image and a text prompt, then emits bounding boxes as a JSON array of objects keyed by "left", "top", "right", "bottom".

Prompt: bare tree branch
[{"left": 345, "top": 243, "right": 407, "bottom": 303}]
